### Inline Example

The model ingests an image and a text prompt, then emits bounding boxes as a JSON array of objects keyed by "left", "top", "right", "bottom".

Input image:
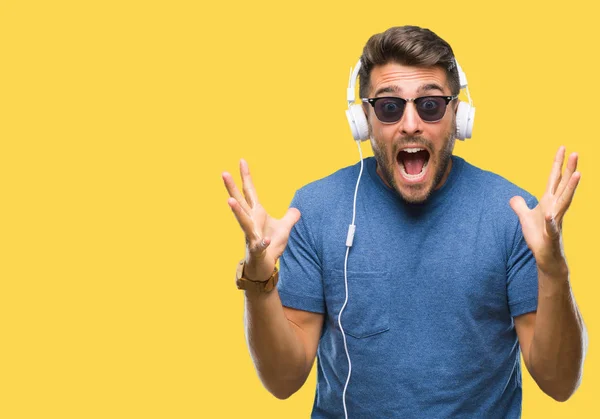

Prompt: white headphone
[{"left": 345, "top": 58, "right": 475, "bottom": 141}]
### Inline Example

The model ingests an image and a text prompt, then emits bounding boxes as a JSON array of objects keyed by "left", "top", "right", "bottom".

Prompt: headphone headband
[{"left": 346, "top": 60, "right": 362, "bottom": 105}]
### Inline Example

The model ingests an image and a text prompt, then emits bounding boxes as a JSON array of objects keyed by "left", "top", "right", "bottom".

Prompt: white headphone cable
[{"left": 338, "top": 139, "right": 364, "bottom": 419}]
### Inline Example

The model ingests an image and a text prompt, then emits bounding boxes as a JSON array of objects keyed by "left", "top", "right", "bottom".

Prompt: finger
[
  {"left": 227, "top": 197, "right": 260, "bottom": 242},
  {"left": 263, "top": 209, "right": 300, "bottom": 260},
  {"left": 544, "top": 211, "right": 561, "bottom": 240},
  {"left": 263, "top": 209, "right": 300, "bottom": 245},
  {"left": 555, "top": 152, "right": 578, "bottom": 197},
  {"left": 509, "top": 196, "right": 530, "bottom": 223},
  {"left": 280, "top": 208, "right": 301, "bottom": 231},
  {"left": 556, "top": 171, "right": 581, "bottom": 221},
  {"left": 240, "top": 159, "right": 258, "bottom": 208},
  {"left": 222, "top": 171, "right": 252, "bottom": 214},
  {"left": 248, "top": 236, "right": 271, "bottom": 255},
  {"left": 545, "top": 146, "right": 565, "bottom": 194}
]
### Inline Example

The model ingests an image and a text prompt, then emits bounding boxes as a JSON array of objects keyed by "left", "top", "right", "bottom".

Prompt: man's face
[{"left": 366, "top": 62, "right": 457, "bottom": 204}]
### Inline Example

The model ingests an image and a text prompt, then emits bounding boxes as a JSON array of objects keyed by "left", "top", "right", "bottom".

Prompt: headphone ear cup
[
  {"left": 455, "top": 101, "right": 476, "bottom": 140},
  {"left": 345, "top": 104, "right": 370, "bottom": 141}
]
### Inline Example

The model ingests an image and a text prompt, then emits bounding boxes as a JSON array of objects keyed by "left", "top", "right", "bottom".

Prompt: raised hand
[
  {"left": 222, "top": 159, "right": 301, "bottom": 282},
  {"left": 509, "top": 146, "right": 581, "bottom": 278}
]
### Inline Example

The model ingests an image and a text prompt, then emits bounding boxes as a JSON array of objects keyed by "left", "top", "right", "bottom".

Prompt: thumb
[
  {"left": 281, "top": 208, "right": 301, "bottom": 231},
  {"left": 544, "top": 212, "right": 561, "bottom": 240},
  {"left": 509, "top": 196, "right": 529, "bottom": 222}
]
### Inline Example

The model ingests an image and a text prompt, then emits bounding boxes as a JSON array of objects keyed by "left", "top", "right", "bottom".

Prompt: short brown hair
[{"left": 358, "top": 26, "right": 460, "bottom": 98}]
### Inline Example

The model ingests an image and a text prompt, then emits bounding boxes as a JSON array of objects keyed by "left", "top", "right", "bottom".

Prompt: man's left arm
[{"left": 510, "top": 146, "right": 588, "bottom": 402}]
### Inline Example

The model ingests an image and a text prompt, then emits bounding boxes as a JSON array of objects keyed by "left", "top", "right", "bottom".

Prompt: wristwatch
[{"left": 235, "top": 259, "right": 279, "bottom": 293}]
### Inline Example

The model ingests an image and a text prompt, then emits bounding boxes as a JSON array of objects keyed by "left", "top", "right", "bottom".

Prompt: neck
[{"left": 434, "top": 157, "right": 453, "bottom": 190}]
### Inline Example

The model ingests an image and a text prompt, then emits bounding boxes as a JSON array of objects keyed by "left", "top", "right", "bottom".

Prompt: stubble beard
[{"left": 371, "top": 121, "right": 456, "bottom": 205}]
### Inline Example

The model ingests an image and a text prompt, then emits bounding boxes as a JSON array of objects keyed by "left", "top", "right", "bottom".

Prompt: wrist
[
  {"left": 538, "top": 267, "right": 571, "bottom": 297},
  {"left": 244, "top": 287, "right": 271, "bottom": 300},
  {"left": 243, "top": 261, "right": 274, "bottom": 282},
  {"left": 236, "top": 259, "right": 279, "bottom": 293},
  {"left": 537, "top": 259, "right": 569, "bottom": 281}
]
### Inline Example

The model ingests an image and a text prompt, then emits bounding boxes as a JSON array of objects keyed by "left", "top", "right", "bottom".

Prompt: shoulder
[
  {"left": 291, "top": 159, "right": 364, "bottom": 209},
  {"left": 456, "top": 156, "right": 538, "bottom": 209},
  {"left": 453, "top": 156, "right": 539, "bottom": 257}
]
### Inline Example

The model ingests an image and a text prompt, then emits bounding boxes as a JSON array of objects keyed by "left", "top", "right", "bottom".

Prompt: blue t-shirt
[{"left": 278, "top": 155, "right": 539, "bottom": 418}]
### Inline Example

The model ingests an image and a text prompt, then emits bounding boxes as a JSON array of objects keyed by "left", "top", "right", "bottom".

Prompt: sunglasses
[{"left": 362, "top": 95, "right": 458, "bottom": 124}]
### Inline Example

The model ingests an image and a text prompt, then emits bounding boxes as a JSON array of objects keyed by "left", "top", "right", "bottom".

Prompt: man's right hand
[{"left": 222, "top": 159, "right": 301, "bottom": 283}]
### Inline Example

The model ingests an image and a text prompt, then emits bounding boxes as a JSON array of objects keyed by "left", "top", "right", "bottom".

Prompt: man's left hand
[{"left": 509, "top": 146, "right": 581, "bottom": 278}]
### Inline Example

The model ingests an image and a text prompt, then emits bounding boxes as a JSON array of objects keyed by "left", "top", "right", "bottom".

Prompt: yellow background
[{"left": 0, "top": 0, "right": 597, "bottom": 417}]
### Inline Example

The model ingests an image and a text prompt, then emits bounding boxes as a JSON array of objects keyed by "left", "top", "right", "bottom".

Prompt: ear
[
  {"left": 453, "top": 99, "right": 460, "bottom": 113},
  {"left": 362, "top": 102, "right": 370, "bottom": 119},
  {"left": 362, "top": 103, "right": 374, "bottom": 129}
]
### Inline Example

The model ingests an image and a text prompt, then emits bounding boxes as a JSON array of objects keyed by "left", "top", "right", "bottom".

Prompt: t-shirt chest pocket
[{"left": 324, "top": 269, "right": 391, "bottom": 339}]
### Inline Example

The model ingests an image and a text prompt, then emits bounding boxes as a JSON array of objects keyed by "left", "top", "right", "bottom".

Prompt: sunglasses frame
[{"left": 362, "top": 95, "right": 458, "bottom": 124}]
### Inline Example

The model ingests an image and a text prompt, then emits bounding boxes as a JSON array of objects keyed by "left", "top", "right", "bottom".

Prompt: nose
[{"left": 399, "top": 102, "right": 423, "bottom": 137}]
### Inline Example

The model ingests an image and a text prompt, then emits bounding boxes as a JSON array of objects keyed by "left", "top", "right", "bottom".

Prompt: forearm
[
  {"left": 528, "top": 269, "right": 587, "bottom": 401},
  {"left": 244, "top": 289, "right": 311, "bottom": 399}
]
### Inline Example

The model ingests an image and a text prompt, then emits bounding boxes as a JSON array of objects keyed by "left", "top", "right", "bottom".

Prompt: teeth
[{"left": 403, "top": 148, "right": 424, "bottom": 153}]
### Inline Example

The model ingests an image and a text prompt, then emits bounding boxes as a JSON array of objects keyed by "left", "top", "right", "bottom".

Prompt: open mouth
[{"left": 397, "top": 147, "right": 430, "bottom": 181}]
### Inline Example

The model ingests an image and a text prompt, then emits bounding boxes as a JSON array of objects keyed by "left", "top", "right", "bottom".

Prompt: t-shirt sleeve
[
  {"left": 506, "top": 195, "right": 539, "bottom": 317},
  {"left": 277, "top": 189, "right": 325, "bottom": 314}
]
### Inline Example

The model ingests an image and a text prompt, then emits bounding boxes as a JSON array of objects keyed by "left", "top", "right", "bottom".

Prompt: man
[{"left": 222, "top": 26, "right": 587, "bottom": 418}]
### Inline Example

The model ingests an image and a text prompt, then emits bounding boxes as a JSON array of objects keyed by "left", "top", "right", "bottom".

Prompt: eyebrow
[
  {"left": 374, "top": 86, "right": 401, "bottom": 96},
  {"left": 373, "top": 83, "right": 446, "bottom": 97},
  {"left": 418, "top": 83, "right": 445, "bottom": 94}
]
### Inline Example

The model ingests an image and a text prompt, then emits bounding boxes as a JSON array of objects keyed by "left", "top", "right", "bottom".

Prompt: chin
[
  {"left": 394, "top": 179, "right": 433, "bottom": 204},
  {"left": 371, "top": 128, "right": 455, "bottom": 205}
]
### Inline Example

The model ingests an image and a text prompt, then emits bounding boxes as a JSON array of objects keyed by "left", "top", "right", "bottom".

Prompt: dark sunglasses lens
[
  {"left": 415, "top": 97, "right": 447, "bottom": 122},
  {"left": 373, "top": 98, "right": 405, "bottom": 123}
]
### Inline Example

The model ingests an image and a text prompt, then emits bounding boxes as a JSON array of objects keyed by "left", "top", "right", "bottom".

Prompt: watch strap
[{"left": 235, "top": 259, "right": 279, "bottom": 293}]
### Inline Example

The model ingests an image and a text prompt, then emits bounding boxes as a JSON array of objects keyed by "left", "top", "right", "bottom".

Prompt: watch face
[{"left": 236, "top": 260, "right": 245, "bottom": 281}]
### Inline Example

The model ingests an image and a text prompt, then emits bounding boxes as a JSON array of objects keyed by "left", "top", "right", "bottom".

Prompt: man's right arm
[
  {"left": 222, "top": 159, "right": 323, "bottom": 399},
  {"left": 244, "top": 289, "right": 323, "bottom": 399}
]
